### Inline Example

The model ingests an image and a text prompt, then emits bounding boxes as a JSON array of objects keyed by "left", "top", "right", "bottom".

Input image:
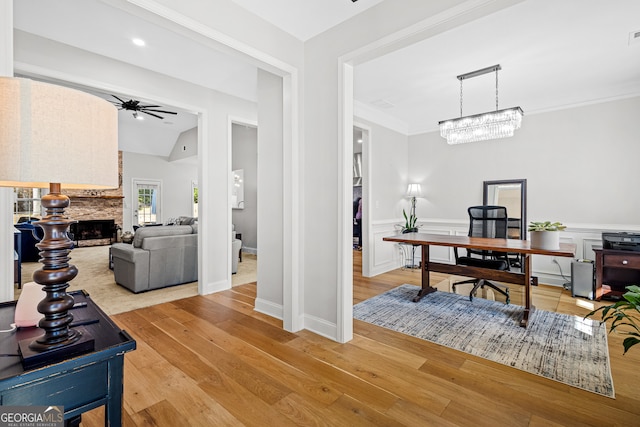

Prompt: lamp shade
[
  {"left": 406, "top": 183, "right": 422, "bottom": 198},
  {"left": 0, "top": 77, "right": 118, "bottom": 189}
]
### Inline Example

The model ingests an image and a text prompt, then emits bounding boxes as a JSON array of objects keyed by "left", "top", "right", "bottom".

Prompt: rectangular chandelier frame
[{"left": 438, "top": 64, "right": 523, "bottom": 145}]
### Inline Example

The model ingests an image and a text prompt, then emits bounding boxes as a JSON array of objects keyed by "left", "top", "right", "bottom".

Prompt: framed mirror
[
  {"left": 232, "top": 169, "right": 244, "bottom": 209},
  {"left": 483, "top": 179, "right": 527, "bottom": 240}
]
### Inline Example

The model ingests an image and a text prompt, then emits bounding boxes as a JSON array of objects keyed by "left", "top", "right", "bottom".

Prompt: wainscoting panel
[
  {"left": 371, "top": 221, "right": 403, "bottom": 276},
  {"left": 369, "top": 219, "right": 640, "bottom": 287}
]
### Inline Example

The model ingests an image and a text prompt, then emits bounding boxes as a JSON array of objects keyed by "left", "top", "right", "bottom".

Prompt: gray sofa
[
  {"left": 111, "top": 225, "right": 198, "bottom": 293},
  {"left": 111, "top": 223, "right": 242, "bottom": 293}
]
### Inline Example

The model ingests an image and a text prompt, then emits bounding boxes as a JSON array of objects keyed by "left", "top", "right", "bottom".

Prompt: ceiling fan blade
[
  {"left": 141, "top": 108, "right": 177, "bottom": 115},
  {"left": 141, "top": 111, "right": 164, "bottom": 119},
  {"left": 139, "top": 105, "right": 162, "bottom": 108},
  {"left": 111, "top": 95, "right": 126, "bottom": 104}
]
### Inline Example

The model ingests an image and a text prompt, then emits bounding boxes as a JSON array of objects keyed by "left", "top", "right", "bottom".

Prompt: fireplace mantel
[{"left": 69, "top": 195, "right": 124, "bottom": 199}]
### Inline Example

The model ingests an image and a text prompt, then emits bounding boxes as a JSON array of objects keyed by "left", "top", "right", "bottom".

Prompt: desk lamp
[{"left": 0, "top": 77, "right": 117, "bottom": 368}]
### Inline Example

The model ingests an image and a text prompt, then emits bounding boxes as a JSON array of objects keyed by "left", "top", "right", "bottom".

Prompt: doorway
[
  {"left": 231, "top": 122, "right": 258, "bottom": 286},
  {"left": 132, "top": 179, "right": 162, "bottom": 227},
  {"left": 353, "top": 124, "right": 370, "bottom": 276}
]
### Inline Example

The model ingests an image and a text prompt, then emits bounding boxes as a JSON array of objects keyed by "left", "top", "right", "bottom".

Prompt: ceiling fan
[{"left": 110, "top": 95, "right": 178, "bottom": 120}]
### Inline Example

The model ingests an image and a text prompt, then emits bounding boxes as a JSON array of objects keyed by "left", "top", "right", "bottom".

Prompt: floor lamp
[{"left": 0, "top": 77, "right": 118, "bottom": 368}]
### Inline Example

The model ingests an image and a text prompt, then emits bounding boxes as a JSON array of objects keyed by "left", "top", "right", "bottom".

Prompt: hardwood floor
[{"left": 81, "top": 251, "right": 640, "bottom": 426}]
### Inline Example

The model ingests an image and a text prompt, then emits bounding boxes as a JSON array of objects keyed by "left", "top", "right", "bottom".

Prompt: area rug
[
  {"left": 18, "top": 246, "right": 257, "bottom": 315},
  {"left": 353, "top": 284, "right": 614, "bottom": 398}
]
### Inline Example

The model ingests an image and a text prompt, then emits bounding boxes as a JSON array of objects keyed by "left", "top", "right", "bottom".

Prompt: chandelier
[{"left": 438, "top": 64, "right": 523, "bottom": 145}]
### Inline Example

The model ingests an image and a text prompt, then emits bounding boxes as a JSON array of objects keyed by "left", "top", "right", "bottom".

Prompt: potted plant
[
  {"left": 402, "top": 208, "right": 418, "bottom": 233},
  {"left": 586, "top": 285, "right": 640, "bottom": 354},
  {"left": 528, "top": 221, "right": 566, "bottom": 249}
]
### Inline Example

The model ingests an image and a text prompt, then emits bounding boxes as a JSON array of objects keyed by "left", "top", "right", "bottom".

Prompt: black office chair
[
  {"left": 453, "top": 206, "right": 511, "bottom": 304},
  {"left": 506, "top": 217, "right": 522, "bottom": 268}
]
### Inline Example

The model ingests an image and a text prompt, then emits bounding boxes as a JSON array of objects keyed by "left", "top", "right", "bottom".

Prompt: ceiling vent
[{"left": 629, "top": 30, "right": 640, "bottom": 45}]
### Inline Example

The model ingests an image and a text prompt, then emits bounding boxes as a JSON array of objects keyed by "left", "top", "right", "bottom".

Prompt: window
[
  {"left": 192, "top": 180, "right": 198, "bottom": 218},
  {"left": 13, "top": 188, "right": 43, "bottom": 223},
  {"left": 132, "top": 179, "right": 162, "bottom": 226}
]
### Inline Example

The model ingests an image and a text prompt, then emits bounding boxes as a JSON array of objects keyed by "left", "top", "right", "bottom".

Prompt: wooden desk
[
  {"left": 0, "top": 290, "right": 136, "bottom": 425},
  {"left": 383, "top": 233, "right": 576, "bottom": 327}
]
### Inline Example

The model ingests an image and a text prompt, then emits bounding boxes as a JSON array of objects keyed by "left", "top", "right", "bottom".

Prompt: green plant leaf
[
  {"left": 623, "top": 337, "right": 640, "bottom": 354},
  {"left": 586, "top": 285, "right": 640, "bottom": 354}
]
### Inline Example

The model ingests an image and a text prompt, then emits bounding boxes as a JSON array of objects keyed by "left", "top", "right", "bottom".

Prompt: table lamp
[
  {"left": 0, "top": 77, "right": 118, "bottom": 368},
  {"left": 406, "top": 183, "right": 422, "bottom": 220}
]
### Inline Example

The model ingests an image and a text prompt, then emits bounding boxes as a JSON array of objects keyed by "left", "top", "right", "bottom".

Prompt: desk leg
[
  {"left": 520, "top": 254, "right": 535, "bottom": 327},
  {"left": 106, "top": 356, "right": 125, "bottom": 427},
  {"left": 413, "top": 245, "right": 437, "bottom": 302}
]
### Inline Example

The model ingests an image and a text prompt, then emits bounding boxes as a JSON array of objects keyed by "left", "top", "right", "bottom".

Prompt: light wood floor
[{"left": 80, "top": 251, "right": 640, "bottom": 426}]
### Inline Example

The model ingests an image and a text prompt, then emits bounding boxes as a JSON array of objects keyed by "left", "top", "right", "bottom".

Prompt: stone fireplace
[{"left": 63, "top": 151, "right": 123, "bottom": 247}]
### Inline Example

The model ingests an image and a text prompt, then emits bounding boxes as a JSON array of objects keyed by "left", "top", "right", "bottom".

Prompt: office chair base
[{"left": 453, "top": 278, "right": 510, "bottom": 304}]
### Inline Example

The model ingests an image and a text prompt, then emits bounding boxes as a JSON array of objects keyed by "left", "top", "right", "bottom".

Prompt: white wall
[
  {"left": 169, "top": 127, "right": 198, "bottom": 162},
  {"left": 255, "top": 69, "right": 284, "bottom": 318},
  {"left": 408, "top": 97, "right": 640, "bottom": 225},
  {"left": 122, "top": 152, "right": 197, "bottom": 231},
  {"left": 356, "top": 118, "right": 409, "bottom": 221}
]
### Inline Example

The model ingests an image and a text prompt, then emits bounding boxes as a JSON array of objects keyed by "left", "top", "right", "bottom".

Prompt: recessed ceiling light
[{"left": 132, "top": 38, "right": 146, "bottom": 47}]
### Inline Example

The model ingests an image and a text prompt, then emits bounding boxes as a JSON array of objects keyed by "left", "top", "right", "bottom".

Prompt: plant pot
[
  {"left": 529, "top": 230, "right": 560, "bottom": 250},
  {"left": 402, "top": 228, "right": 419, "bottom": 234}
]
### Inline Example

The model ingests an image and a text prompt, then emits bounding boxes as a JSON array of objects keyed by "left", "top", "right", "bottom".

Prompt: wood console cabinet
[{"left": 594, "top": 248, "right": 640, "bottom": 300}]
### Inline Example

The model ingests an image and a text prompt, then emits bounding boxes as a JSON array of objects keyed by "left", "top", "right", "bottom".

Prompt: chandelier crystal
[{"left": 439, "top": 64, "right": 523, "bottom": 145}]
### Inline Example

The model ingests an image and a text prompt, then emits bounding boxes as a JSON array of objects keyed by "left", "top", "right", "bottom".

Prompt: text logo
[{"left": 0, "top": 406, "right": 64, "bottom": 427}]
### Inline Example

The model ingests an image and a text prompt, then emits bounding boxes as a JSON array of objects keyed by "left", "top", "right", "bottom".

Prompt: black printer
[{"left": 602, "top": 232, "right": 640, "bottom": 252}]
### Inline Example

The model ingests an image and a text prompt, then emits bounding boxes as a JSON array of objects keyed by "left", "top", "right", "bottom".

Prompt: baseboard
[
  {"left": 254, "top": 298, "right": 283, "bottom": 320},
  {"left": 241, "top": 247, "right": 257, "bottom": 255},
  {"left": 201, "top": 279, "right": 230, "bottom": 295},
  {"left": 302, "top": 313, "right": 338, "bottom": 341}
]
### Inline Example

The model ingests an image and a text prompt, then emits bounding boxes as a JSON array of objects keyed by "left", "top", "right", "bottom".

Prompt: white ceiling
[
  {"left": 355, "top": 0, "right": 640, "bottom": 135},
  {"left": 13, "top": 0, "right": 640, "bottom": 152},
  {"left": 229, "top": 0, "right": 386, "bottom": 41}
]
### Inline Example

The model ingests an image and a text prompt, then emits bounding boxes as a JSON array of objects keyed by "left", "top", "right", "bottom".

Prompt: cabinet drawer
[
  {"left": 1, "top": 363, "right": 108, "bottom": 409},
  {"left": 603, "top": 254, "right": 640, "bottom": 269}
]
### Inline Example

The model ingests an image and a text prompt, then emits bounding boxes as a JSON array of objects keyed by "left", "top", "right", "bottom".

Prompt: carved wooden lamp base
[{"left": 18, "top": 183, "right": 95, "bottom": 370}]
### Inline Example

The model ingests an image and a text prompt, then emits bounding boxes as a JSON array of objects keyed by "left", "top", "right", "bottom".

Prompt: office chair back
[
  {"left": 467, "top": 205, "right": 508, "bottom": 258},
  {"left": 453, "top": 205, "right": 511, "bottom": 303}
]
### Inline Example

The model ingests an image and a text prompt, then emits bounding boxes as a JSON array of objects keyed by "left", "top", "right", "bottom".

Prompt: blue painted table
[{"left": 0, "top": 290, "right": 136, "bottom": 426}]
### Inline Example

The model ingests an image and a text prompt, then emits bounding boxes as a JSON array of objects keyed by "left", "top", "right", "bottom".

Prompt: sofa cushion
[
  {"left": 176, "top": 216, "right": 196, "bottom": 225},
  {"left": 132, "top": 225, "right": 194, "bottom": 248}
]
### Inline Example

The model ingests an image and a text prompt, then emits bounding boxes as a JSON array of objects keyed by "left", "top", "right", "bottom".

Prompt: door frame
[{"left": 132, "top": 178, "right": 162, "bottom": 227}]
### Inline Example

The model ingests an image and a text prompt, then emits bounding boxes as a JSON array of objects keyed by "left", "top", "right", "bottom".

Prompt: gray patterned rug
[{"left": 353, "top": 284, "right": 614, "bottom": 398}]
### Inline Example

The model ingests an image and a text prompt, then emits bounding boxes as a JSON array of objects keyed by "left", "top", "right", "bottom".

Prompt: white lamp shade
[
  {"left": 406, "top": 183, "right": 422, "bottom": 198},
  {"left": 0, "top": 77, "right": 118, "bottom": 189}
]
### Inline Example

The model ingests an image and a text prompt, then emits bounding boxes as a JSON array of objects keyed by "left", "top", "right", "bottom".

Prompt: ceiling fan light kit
[
  {"left": 439, "top": 64, "right": 523, "bottom": 145},
  {"left": 111, "top": 95, "right": 177, "bottom": 120}
]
